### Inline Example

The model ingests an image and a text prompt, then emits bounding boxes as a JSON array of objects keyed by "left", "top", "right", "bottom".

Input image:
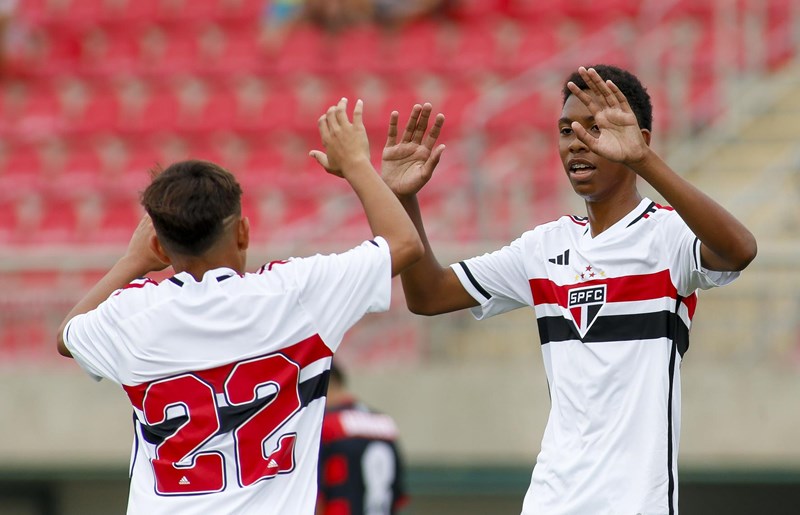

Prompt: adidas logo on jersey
[
  {"left": 548, "top": 249, "right": 570, "bottom": 265},
  {"left": 179, "top": 476, "right": 191, "bottom": 485}
]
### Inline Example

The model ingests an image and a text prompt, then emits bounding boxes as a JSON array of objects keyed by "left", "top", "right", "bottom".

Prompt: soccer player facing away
[
  {"left": 380, "top": 66, "right": 757, "bottom": 514},
  {"left": 317, "top": 362, "right": 408, "bottom": 515},
  {"left": 55, "top": 98, "right": 424, "bottom": 515}
]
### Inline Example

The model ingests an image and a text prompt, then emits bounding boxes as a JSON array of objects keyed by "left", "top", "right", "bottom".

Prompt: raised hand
[
  {"left": 309, "top": 98, "right": 370, "bottom": 178},
  {"left": 125, "top": 214, "right": 169, "bottom": 274},
  {"left": 566, "top": 66, "right": 649, "bottom": 166},
  {"left": 381, "top": 103, "right": 445, "bottom": 197}
]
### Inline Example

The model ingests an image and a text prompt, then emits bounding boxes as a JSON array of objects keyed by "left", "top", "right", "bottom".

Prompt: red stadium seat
[
  {"left": 381, "top": 20, "right": 444, "bottom": 73},
  {"left": 329, "top": 25, "right": 384, "bottom": 74},
  {"left": 0, "top": 195, "right": 19, "bottom": 242},
  {"left": 0, "top": 317, "right": 50, "bottom": 358},
  {"left": 232, "top": 89, "right": 294, "bottom": 134},
  {"left": 444, "top": 0, "right": 510, "bottom": 21},
  {"left": 199, "top": 25, "right": 263, "bottom": 75},
  {"left": 125, "top": 89, "right": 181, "bottom": 134},
  {"left": 33, "top": 189, "right": 80, "bottom": 243},
  {"left": 214, "top": 0, "right": 265, "bottom": 24},
  {"left": 270, "top": 24, "right": 330, "bottom": 75},
  {"left": 1, "top": 143, "right": 42, "bottom": 190},
  {"left": 500, "top": 23, "right": 560, "bottom": 73},
  {"left": 438, "top": 19, "right": 500, "bottom": 74},
  {"left": 96, "top": 192, "right": 144, "bottom": 243},
  {"left": 70, "top": 83, "right": 121, "bottom": 133},
  {"left": 505, "top": 0, "right": 568, "bottom": 23}
]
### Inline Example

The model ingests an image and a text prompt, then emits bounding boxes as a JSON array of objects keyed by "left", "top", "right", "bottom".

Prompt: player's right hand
[
  {"left": 381, "top": 103, "right": 445, "bottom": 197},
  {"left": 124, "top": 215, "right": 169, "bottom": 274},
  {"left": 309, "top": 98, "right": 370, "bottom": 178}
]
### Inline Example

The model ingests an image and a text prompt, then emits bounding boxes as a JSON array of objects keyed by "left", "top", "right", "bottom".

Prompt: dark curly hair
[
  {"left": 562, "top": 64, "right": 653, "bottom": 131},
  {"left": 141, "top": 160, "right": 242, "bottom": 256}
]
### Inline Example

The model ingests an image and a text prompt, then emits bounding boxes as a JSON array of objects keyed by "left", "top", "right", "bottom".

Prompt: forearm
[
  {"left": 345, "top": 159, "right": 423, "bottom": 276},
  {"left": 56, "top": 255, "right": 151, "bottom": 356},
  {"left": 397, "top": 194, "right": 477, "bottom": 314},
  {"left": 633, "top": 149, "right": 757, "bottom": 270}
]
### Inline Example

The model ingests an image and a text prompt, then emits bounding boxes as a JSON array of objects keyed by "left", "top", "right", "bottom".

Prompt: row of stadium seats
[
  {"left": 1, "top": 0, "right": 796, "bottom": 248},
  {"left": 16, "top": 0, "right": 794, "bottom": 79},
  {"left": 19, "top": 0, "right": 641, "bottom": 27},
  {"left": 15, "top": 19, "right": 588, "bottom": 78},
  {"left": 0, "top": 74, "right": 495, "bottom": 138},
  {"left": 18, "top": 0, "right": 265, "bottom": 26}
]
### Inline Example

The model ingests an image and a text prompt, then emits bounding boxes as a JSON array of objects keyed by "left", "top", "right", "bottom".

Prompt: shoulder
[
  {"left": 108, "top": 276, "right": 163, "bottom": 307},
  {"left": 629, "top": 201, "right": 687, "bottom": 232}
]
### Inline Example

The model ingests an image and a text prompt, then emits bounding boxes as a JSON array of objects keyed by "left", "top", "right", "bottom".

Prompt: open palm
[
  {"left": 381, "top": 104, "right": 446, "bottom": 196},
  {"left": 567, "top": 67, "right": 649, "bottom": 165}
]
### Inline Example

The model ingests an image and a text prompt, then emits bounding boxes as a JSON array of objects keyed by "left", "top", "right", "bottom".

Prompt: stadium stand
[{"left": 0, "top": 0, "right": 797, "bottom": 358}]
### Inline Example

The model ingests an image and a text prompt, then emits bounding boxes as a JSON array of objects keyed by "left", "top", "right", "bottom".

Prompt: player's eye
[
  {"left": 590, "top": 124, "right": 600, "bottom": 133},
  {"left": 559, "top": 127, "right": 572, "bottom": 136}
]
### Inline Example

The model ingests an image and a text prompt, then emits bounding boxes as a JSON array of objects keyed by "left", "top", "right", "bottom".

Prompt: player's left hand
[
  {"left": 381, "top": 103, "right": 446, "bottom": 197},
  {"left": 567, "top": 66, "right": 649, "bottom": 166}
]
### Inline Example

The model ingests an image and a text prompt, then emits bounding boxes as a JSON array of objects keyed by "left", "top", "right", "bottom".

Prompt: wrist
[
  {"left": 627, "top": 146, "right": 657, "bottom": 172},
  {"left": 341, "top": 157, "right": 374, "bottom": 177},
  {"left": 116, "top": 253, "right": 156, "bottom": 278}
]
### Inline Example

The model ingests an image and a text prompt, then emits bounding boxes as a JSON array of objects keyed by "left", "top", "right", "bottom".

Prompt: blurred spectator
[
  {"left": 0, "top": 0, "right": 18, "bottom": 76},
  {"left": 262, "top": 0, "right": 446, "bottom": 40},
  {"left": 372, "top": 0, "right": 446, "bottom": 28},
  {"left": 261, "top": 0, "right": 307, "bottom": 50},
  {"left": 305, "top": 0, "right": 373, "bottom": 32},
  {"left": 318, "top": 362, "right": 408, "bottom": 515}
]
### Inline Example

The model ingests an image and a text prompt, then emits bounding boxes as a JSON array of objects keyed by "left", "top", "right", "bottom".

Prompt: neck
[
  {"left": 584, "top": 191, "right": 643, "bottom": 237},
  {"left": 170, "top": 251, "right": 245, "bottom": 281}
]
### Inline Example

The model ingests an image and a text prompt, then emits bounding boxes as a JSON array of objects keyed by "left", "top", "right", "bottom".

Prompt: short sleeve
[
  {"left": 62, "top": 297, "right": 123, "bottom": 383},
  {"left": 661, "top": 212, "right": 740, "bottom": 296},
  {"left": 292, "top": 237, "right": 392, "bottom": 351},
  {"left": 450, "top": 236, "right": 532, "bottom": 320}
]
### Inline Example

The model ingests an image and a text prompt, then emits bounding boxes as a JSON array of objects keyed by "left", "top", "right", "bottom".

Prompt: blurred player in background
[
  {"left": 55, "top": 98, "right": 423, "bottom": 515},
  {"left": 375, "top": 65, "right": 758, "bottom": 514},
  {"left": 317, "top": 362, "right": 408, "bottom": 515}
]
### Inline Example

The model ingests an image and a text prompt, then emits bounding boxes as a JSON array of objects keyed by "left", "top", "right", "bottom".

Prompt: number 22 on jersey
[{"left": 137, "top": 353, "right": 302, "bottom": 495}]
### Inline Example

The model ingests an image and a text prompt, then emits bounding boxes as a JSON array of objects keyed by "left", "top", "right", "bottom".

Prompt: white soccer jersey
[
  {"left": 451, "top": 198, "right": 738, "bottom": 515},
  {"left": 63, "top": 238, "right": 391, "bottom": 515}
]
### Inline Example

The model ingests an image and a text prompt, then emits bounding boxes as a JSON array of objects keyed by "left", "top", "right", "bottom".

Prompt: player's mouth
[{"left": 567, "top": 159, "right": 596, "bottom": 179}]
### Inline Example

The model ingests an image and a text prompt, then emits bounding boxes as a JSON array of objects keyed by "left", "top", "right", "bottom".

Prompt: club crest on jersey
[{"left": 567, "top": 284, "right": 606, "bottom": 337}]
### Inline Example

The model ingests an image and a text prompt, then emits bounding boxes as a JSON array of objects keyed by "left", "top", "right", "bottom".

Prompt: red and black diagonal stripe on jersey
[{"left": 124, "top": 335, "right": 332, "bottom": 445}]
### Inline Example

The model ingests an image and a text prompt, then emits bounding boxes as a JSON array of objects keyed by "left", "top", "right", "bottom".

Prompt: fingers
[
  {"left": 423, "top": 143, "right": 446, "bottom": 176},
  {"left": 566, "top": 80, "right": 593, "bottom": 108},
  {"left": 317, "top": 112, "right": 331, "bottom": 142},
  {"left": 578, "top": 66, "right": 618, "bottom": 108},
  {"left": 352, "top": 98, "right": 363, "bottom": 128},
  {"left": 333, "top": 97, "right": 348, "bottom": 127},
  {"left": 309, "top": 150, "right": 330, "bottom": 169},
  {"left": 606, "top": 79, "right": 631, "bottom": 110},
  {"left": 422, "top": 113, "right": 445, "bottom": 150},
  {"left": 401, "top": 104, "right": 422, "bottom": 143},
  {"left": 412, "top": 103, "right": 433, "bottom": 144},
  {"left": 385, "top": 111, "right": 399, "bottom": 147},
  {"left": 571, "top": 121, "right": 598, "bottom": 149}
]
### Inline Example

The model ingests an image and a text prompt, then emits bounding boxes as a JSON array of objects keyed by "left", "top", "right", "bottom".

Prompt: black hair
[
  {"left": 141, "top": 160, "right": 242, "bottom": 256},
  {"left": 562, "top": 64, "right": 653, "bottom": 131}
]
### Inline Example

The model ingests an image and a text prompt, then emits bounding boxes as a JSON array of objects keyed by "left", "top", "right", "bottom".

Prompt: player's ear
[
  {"left": 149, "top": 234, "right": 171, "bottom": 265},
  {"left": 641, "top": 128, "right": 652, "bottom": 146},
  {"left": 238, "top": 216, "right": 250, "bottom": 251}
]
